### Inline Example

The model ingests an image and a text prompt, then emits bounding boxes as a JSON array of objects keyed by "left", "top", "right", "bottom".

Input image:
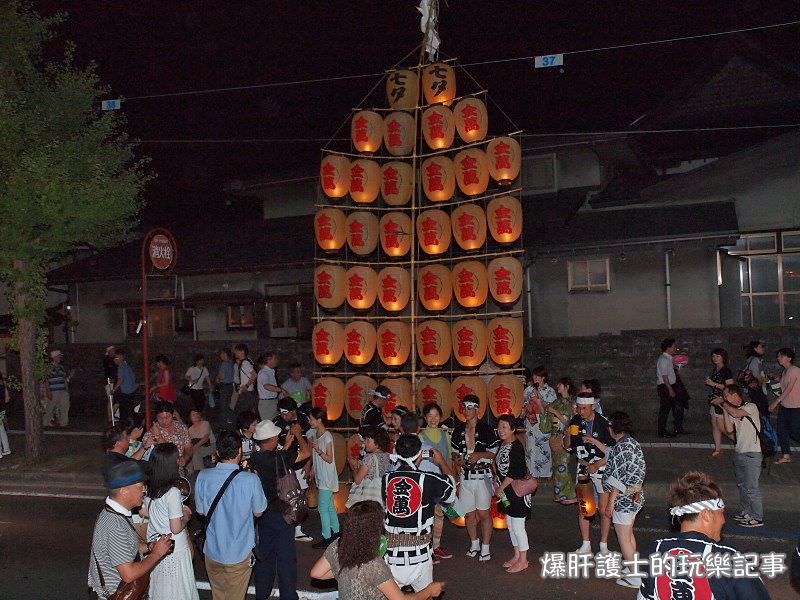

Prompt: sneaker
[
  {"left": 432, "top": 554, "right": 441, "bottom": 565},
  {"left": 732, "top": 512, "right": 750, "bottom": 523},
  {"left": 616, "top": 576, "right": 641, "bottom": 588},
  {"left": 295, "top": 533, "right": 313, "bottom": 543},
  {"left": 740, "top": 518, "right": 764, "bottom": 528},
  {"left": 433, "top": 547, "right": 453, "bottom": 560},
  {"left": 311, "top": 537, "right": 333, "bottom": 549}
]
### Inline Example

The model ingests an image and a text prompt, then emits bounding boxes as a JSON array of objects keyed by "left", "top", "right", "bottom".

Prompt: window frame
[
  {"left": 226, "top": 303, "right": 256, "bottom": 331},
  {"left": 740, "top": 252, "right": 800, "bottom": 326},
  {"left": 567, "top": 257, "right": 611, "bottom": 293}
]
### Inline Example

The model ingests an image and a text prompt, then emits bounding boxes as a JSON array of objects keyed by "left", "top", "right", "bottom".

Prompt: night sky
[{"left": 33, "top": 1, "right": 800, "bottom": 228}]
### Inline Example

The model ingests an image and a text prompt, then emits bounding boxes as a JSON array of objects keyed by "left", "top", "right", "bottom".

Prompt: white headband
[
  {"left": 669, "top": 498, "right": 725, "bottom": 517},
  {"left": 390, "top": 449, "right": 422, "bottom": 468},
  {"left": 576, "top": 396, "right": 596, "bottom": 405}
]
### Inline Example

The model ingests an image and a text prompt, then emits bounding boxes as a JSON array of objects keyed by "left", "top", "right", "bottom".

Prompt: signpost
[{"left": 534, "top": 54, "right": 564, "bottom": 69}]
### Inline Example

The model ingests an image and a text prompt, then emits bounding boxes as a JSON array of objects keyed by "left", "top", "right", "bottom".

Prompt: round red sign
[{"left": 148, "top": 234, "right": 175, "bottom": 270}]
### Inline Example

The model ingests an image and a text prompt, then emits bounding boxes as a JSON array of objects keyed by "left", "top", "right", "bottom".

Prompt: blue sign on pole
[
  {"left": 534, "top": 54, "right": 564, "bottom": 69},
  {"left": 101, "top": 99, "right": 122, "bottom": 111}
]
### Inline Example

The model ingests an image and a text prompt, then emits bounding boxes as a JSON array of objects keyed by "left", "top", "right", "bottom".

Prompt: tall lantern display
[
  {"left": 486, "top": 136, "right": 522, "bottom": 184},
  {"left": 313, "top": 321, "right": 345, "bottom": 366},
  {"left": 351, "top": 110, "right": 383, "bottom": 154},
  {"left": 346, "top": 266, "right": 378, "bottom": 310},
  {"left": 488, "top": 375, "right": 524, "bottom": 417},
  {"left": 416, "top": 320, "right": 451, "bottom": 368},
  {"left": 344, "top": 321, "right": 377, "bottom": 366},
  {"left": 487, "top": 317, "right": 524, "bottom": 366},
  {"left": 454, "top": 97, "right": 488, "bottom": 143},
  {"left": 320, "top": 154, "right": 350, "bottom": 199},
  {"left": 488, "top": 257, "right": 523, "bottom": 305},
  {"left": 315, "top": 265, "right": 347, "bottom": 310},
  {"left": 345, "top": 375, "right": 377, "bottom": 420},
  {"left": 383, "top": 111, "right": 416, "bottom": 156},
  {"left": 421, "top": 156, "right": 456, "bottom": 202},
  {"left": 346, "top": 211, "right": 379, "bottom": 256},
  {"left": 422, "top": 105, "right": 455, "bottom": 150},
  {"left": 451, "top": 203, "right": 487, "bottom": 251},
  {"left": 381, "top": 161, "right": 414, "bottom": 206},
  {"left": 417, "top": 209, "right": 451, "bottom": 255},
  {"left": 379, "top": 377, "right": 413, "bottom": 412},
  {"left": 422, "top": 62, "right": 456, "bottom": 106},
  {"left": 454, "top": 148, "right": 489, "bottom": 196},
  {"left": 349, "top": 159, "right": 381, "bottom": 204},
  {"left": 487, "top": 196, "right": 523, "bottom": 243},
  {"left": 416, "top": 377, "right": 452, "bottom": 418},
  {"left": 378, "top": 267, "right": 411, "bottom": 312},
  {"left": 377, "top": 321, "right": 411, "bottom": 368},
  {"left": 451, "top": 376, "right": 487, "bottom": 421},
  {"left": 451, "top": 261, "right": 489, "bottom": 309},
  {"left": 386, "top": 69, "right": 418, "bottom": 110},
  {"left": 417, "top": 264, "right": 452, "bottom": 312},
  {"left": 451, "top": 319, "right": 487, "bottom": 367},
  {"left": 312, "top": 377, "right": 345, "bottom": 422},
  {"left": 314, "top": 208, "right": 346, "bottom": 252},
  {"left": 379, "top": 212, "right": 412, "bottom": 257}
]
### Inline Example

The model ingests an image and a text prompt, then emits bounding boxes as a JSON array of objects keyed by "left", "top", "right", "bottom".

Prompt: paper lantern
[
  {"left": 351, "top": 110, "right": 383, "bottom": 154},
  {"left": 346, "top": 211, "right": 379, "bottom": 256},
  {"left": 422, "top": 62, "right": 456, "bottom": 106},
  {"left": 454, "top": 97, "right": 488, "bottom": 143},
  {"left": 386, "top": 69, "right": 418, "bottom": 110},
  {"left": 451, "top": 319, "right": 487, "bottom": 367},
  {"left": 490, "top": 496, "right": 508, "bottom": 530},
  {"left": 577, "top": 477, "right": 598, "bottom": 517},
  {"left": 312, "top": 377, "right": 345, "bottom": 422},
  {"left": 487, "top": 136, "right": 521, "bottom": 184},
  {"left": 315, "top": 265, "right": 347, "bottom": 310},
  {"left": 312, "top": 321, "right": 345, "bottom": 366},
  {"left": 344, "top": 321, "right": 377, "bottom": 366},
  {"left": 383, "top": 111, "right": 416, "bottom": 157},
  {"left": 415, "top": 377, "right": 452, "bottom": 419},
  {"left": 451, "top": 376, "right": 487, "bottom": 421},
  {"left": 421, "top": 156, "right": 456, "bottom": 203},
  {"left": 487, "top": 196, "right": 523, "bottom": 244},
  {"left": 347, "top": 434, "right": 361, "bottom": 461},
  {"left": 346, "top": 266, "right": 378, "bottom": 310},
  {"left": 487, "top": 317, "right": 524, "bottom": 366},
  {"left": 417, "top": 209, "right": 451, "bottom": 255},
  {"left": 314, "top": 208, "right": 346, "bottom": 252},
  {"left": 377, "top": 321, "right": 411, "bottom": 367},
  {"left": 488, "top": 257, "right": 523, "bottom": 305},
  {"left": 307, "top": 486, "right": 318, "bottom": 509},
  {"left": 379, "top": 212, "right": 412, "bottom": 257},
  {"left": 345, "top": 375, "right": 377, "bottom": 420},
  {"left": 381, "top": 161, "right": 414, "bottom": 206},
  {"left": 416, "top": 320, "right": 451, "bottom": 368},
  {"left": 417, "top": 264, "right": 452, "bottom": 312},
  {"left": 349, "top": 159, "right": 381, "bottom": 204},
  {"left": 332, "top": 432, "right": 347, "bottom": 474},
  {"left": 454, "top": 149, "right": 489, "bottom": 196},
  {"left": 451, "top": 203, "right": 487, "bottom": 251},
  {"left": 378, "top": 267, "right": 411, "bottom": 312},
  {"left": 488, "top": 374, "right": 524, "bottom": 417},
  {"left": 451, "top": 261, "right": 488, "bottom": 309},
  {"left": 320, "top": 154, "right": 350, "bottom": 198},
  {"left": 334, "top": 485, "right": 350, "bottom": 513},
  {"left": 450, "top": 515, "right": 466, "bottom": 527},
  {"left": 422, "top": 105, "right": 455, "bottom": 149},
  {"left": 379, "top": 377, "right": 413, "bottom": 413}
]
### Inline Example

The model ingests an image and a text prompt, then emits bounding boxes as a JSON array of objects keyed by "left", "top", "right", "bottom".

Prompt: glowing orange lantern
[
  {"left": 451, "top": 376, "right": 487, "bottom": 421},
  {"left": 422, "top": 105, "right": 455, "bottom": 149},
  {"left": 307, "top": 486, "right": 318, "bottom": 509},
  {"left": 577, "top": 477, "right": 598, "bottom": 517},
  {"left": 415, "top": 377, "right": 452, "bottom": 419},
  {"left": 381, "top": 161, "right": 414, "bottom": 206},
  {"left": 344, "top": 321, "right": 377, "bottom": 366},
  {"left": 451, "top": 261, "right": 488, "bottom": 309},
  {"left": 351, "top": 110, "right": 383, "bottom": 154},
  {"left": 312, "top": 321, "right": 345, "bottom": 366},
  {"left": 451, "top": 319, "right": 487, "bottom": 367},
  {"left": 416, "top": 320, "right": 451, "bottom": 368},
  {"left": 378, "top": 267, "right": 411, "bottom": 312},
  {"left": 490, "top": 496, "right": 508, "bottom": 530},
  {"left": 345, "top": 375, "right": 377, "bottom": 420},
  {"left": 314, "top": 208, "right": 346, "bottom": 252},
  {"left": 417, "top": 264, "right": 452, "bottom": 312},
  {"left": 379, "top": 377, "right": 413, "bottom": 413},
  {"left": 379, "top": 212, "right": 412, "bottom": 257},
  {"left": 320, "top": 154, "right": 350, "bottom": 198},
  {"left": 346, "top": 211, "right": 379, "bottom": 256},
  {"left": 454, "top": 97, "right": 488, "bottom": 143},
  {"left": 386, "top": 69, "right": 418, "bottom": 110},
  {"left": 315, "top": 265, "right": 347, "bottom": 310},
  {"left": 383, "top": 111, "right": 416, "bottom": 157},
  {"left": 332, "top": 432, "right": 347, "bottom": 474},
  {"left": 417, "top": 209, "right": 451, "bottom": 255},
  {"left": 488, "top": 375, "right": 524, "bottom": 417},
  {"left": 421, "top": 156, "right": 456, "bottom": 202},
  {"left": 334, "top": 485, "right": 350, "bottom": 514},
  {"left": 487, "top": 136, "right": 521, "bottom": 184},
  {"left": 312, "top": 377, "right": 345, "bottom": 422},
  {"left": 422, "top": 62, "right": 456, "bottom": 106},
  {"left": 487, "top": 196, "right": 523, "bottom": 244},
  {"left": 488, "top": 257, "right": 523, "bottom": 305},
  {"left": 349, "top": 159, "right": 381, "bottom": 204},
  {"left": 454, "top": 148, "right": 489, "bottom": 196},
  {"left": 451, "top": 203, "right": 487, "bottom": 251},
  {"left": 377, "top": 321, "right": 411, "bottom": 367},
  {"left": 346, "top": 266, "right": 378, "bottom": 310},
  {"left": 487, "top": 317, "right": 524, "bottom": 366}
]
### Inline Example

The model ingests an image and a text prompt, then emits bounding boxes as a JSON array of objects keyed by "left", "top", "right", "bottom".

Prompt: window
[
  {"left": 125, "top": 308, "right": 142, "bottom": 337},
  {"left": 267, "top": 301, "right": 300, "bottom": 338},
  {"left": 227, "top": 304, "right": 255, "bottom": 330},
  {"left": 740, "top": 253, "right": 800, "bottom": 326},
  {"left": 124, "top": 307, "right": 172, "bottom": 337},
  {"left": 728, "top": 234, "right": 777, "bottom": 255},
  {"left": 568, "top": 258, "right": 610, "bottom": 292},
  {"left": 782, "top": 231, "right": 800, "bottom": 252}
]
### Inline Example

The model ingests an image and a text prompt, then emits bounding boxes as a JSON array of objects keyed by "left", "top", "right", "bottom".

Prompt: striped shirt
[
  {"left": 48, "top": 363, "right": 67, "bottom": 392},
  {"left": 87, "top": 499, "right": 139, "bottom": 598}
]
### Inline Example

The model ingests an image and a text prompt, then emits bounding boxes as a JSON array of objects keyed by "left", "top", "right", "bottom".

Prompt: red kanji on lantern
[
  {"left": 458, "top": 269, "right": 477, "bottom": 299},
  {"left": 457, "top": 212, "right": 477, "bottom": 242},
  {"left": 317, "top": 270, "right": 333, "bottom": 299},
  {"left": 494, "top": 384, "right": 512, "bottom": 415},
  {"left": 347, "top": 329, "right": 363, "bottom": 357},
  {"left": 420, "top": 326, "right": 438, "bottom": 356},
  {"left": 348, "top": 383, "right": 364, "bottom": 412},
  {"left": 421, "top": 384, "right": 438, "bottom": 406},
  {"left": 460, "top": 104, "right": 480, "bottom": 133},
  {"left": 494, "top": 266, "right": 512, "bottom": 296},
  {"left": 421, "top": 217, "right": 440, "bottom": 248},
  {"left": 427, "top": 111, "right": 445, "bottom": 140},
  {"left": 353, "top": 115, "right": 369, "bottom": 143},
  {"left": 322, "top": 163, "right": 336, "bottom": 191},
  {"left": 349, "top": 219, "right": 365, "bottom": 248},
  {"left": 494, "top": 205, "right": 513, "bottom": 235},
  {"left": 460, "top": 154, "right": 479, "bottom": 186},
  {"left": 313, "top": 383, "right": 328, "bottom": 410},
  {"left": 314, "top": 328, "right": 331, "bottom": 357},
  {"left": 426, "top": 162, "right": 444, "bottom": 192},
  {"left": 422, "top": 271, "right": 440, "bottom": 301},
  {"left": 455, "top": 383, "right": 473, "bottom": 413},
  {"left": 493, "top": 140, "right": 512, "bottom": 170},
  {"left": 317, "top": 214, "right": 333, "bottom": 241},
  {"left": 382, "top": 273, "right": 398, "bottom": 304},
  {"left": 350, "top": 163, "right": 365, "bottom": 193},
  {"left": 492, "top": 324, "right": 511, "bottom": 356},
  {"left": 386, "top": 119, "right": 402, "bottom": 147},
  {"left": 348, "top": 273, "right": 365, "bottom": 301},
  {"left": 456, "top": 326, "right": 474, "bottom": 357},
  {"left": 381, "top": 329, "right": 398, "bottom": 359},
  {"left": 383, "top": 219, "right": 401, "bottom": 249},
  {"left": 385, "top": 390, "right": 398, "bottom": 412},
  {"left": 383, "top": 166, "right": 399, "bottom": 196}
]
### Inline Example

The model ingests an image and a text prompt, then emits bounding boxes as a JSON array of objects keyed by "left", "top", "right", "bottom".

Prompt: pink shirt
[{"left": 780, "top": 365, "right": 800, "bottom": 409}]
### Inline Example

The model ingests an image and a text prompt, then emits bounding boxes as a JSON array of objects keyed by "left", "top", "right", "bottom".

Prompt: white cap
[
  {"left": 252, "top": 420, "right": 282, "bottom": 441},
  {"left": 50, "top": 349, "right": 63, "bottom": 358},
  {"left": 105, "top": 345, "right": 115, "bottom": 353}
]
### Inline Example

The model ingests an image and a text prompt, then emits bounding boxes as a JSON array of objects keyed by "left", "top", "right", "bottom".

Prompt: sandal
[
  {"left": 560, "top": 499, "right": 578, "bottom": 505},
  {"left": 506, "top": 561, "right": 529, "bottom": 573},
  {"left": 775, "top": 456, "right": 792, "bottom": 464}
]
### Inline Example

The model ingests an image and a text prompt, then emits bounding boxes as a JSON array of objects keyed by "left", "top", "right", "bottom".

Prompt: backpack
[
  {"left": 736, "top": 360, "right": 760, "bottom": 390},
  {"left": 744, "top": 413, "right": 777, "bottom": 460}
]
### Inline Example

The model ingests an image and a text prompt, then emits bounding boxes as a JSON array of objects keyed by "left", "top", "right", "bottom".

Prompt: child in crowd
[{"left": 308, "top": 407, "right": 340, "bottom": 549}]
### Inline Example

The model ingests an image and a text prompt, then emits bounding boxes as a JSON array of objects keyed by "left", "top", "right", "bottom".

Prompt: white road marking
[
  {"left": 195, "top": 580, "right": 336, "bottom": 598},
  {"left": 0, "top": 490, "right": 104, "bottom": 500},
  {"left": 8, "top": 429, "right": 101, "bottom": 436}
]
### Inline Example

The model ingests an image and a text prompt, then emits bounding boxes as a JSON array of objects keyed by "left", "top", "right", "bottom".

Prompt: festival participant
[
  {"left": 187, "top": 408, "right": 215, "bottom": 475},
  {"left": 451, "top": 395, "right": 499, "bottom": 562},
  {"left": 545, "top": 377, "right": 577, "bottom": 504},
  {"left": 143, "top": 402, "right": 193, "bottom": 477},
  {"left": 236, "top": 410, "right": 259, "bottom": 468},
  {"left": 705, "top": 348, "right": 735, "bottom": 458},
  {"left": 154, "top": 354, "right": 177, "bottom": 405},
  {"left": 308, "top": 407, "right": 340, "bottom": 549},
  {"left": 281, "top": 362, "right": 312, "bottom": 414},
  {"left": 770, "top": 347, "right": 800, "bottom": 464},
  {"left": 347, "top": 427, "right": 391, "bottom": 509},
  {"left": 232, "top": 343, "right": 257, "bottom": 415},
  {"left": 184, "top": 354, "right": 211, "bottom": 413},
  {"left": 418, "top": 403, "right": 453, "bottom": 564},
  {"left": 742, "top": 341, "right": 769, "bottom": 416},
  {"left": 361, "top": 386, "right": 390, "bottom": 435},
  {"left": 523, "top": 366, "right": 556, "bottom": 479}
]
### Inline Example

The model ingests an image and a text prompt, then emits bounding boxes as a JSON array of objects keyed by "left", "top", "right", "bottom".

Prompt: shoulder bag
[
  {"left": 91, "top": 508, "right": 149, "bottom": 600},
  {"left": 182, "top": 368, "right": 205, "bottom": 397},
  {"left": 276, "top": 451, "right": 308, "bottom": 525},
  {"left": 192, "top": 469, "right": 241, "bottom": 557},
  {"left": 346, "top": 453, "right": 384, "bottom": 507}
]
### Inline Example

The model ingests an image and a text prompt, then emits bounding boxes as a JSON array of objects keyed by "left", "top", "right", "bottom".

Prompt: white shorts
[
  {"left": 458, "top": 477, "right": 492, "bottom": 513},
  {"left": 388, "top": 559, "right": 433, "bottom": 591},
  {"left": 612, "top": 508, "right": 640, "bottom": 525}
]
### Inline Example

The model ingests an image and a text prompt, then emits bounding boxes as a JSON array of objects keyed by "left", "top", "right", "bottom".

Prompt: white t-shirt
[
  {"left": 656, "top": 353, "right": 676, "bottom": 386},
  {"left": 257, "top": 366, "right": 278, "bottom": 400},
  {"left": 307, "top": 429, "right": 339, "bottom": 492},
  {"left": 732, "top": 402, "right": 761, "bottom": 454},
  {"left": 236, "top": 359, "right": 255, "bottom": 392},
  {"left": 185, "top": 366, "right": 209, "bottom": 390},
  {"left": 144, "top": 487, "right": 188, "bottom": 551}
]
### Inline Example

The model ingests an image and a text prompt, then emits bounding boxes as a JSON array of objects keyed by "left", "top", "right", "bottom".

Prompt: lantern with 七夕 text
[
  {"left": 415, "top": 377, "right": 452, "bottom": 419},
  {"left": 451, "top": 319, "right": 487, "bottom": 367},
  {"left": 488, "top": 374, "right": 524, "bottom": 417},
  {"left": 379, "top": 212, "right": 412, "bottom": 257},
  {"left": 487, "top": 136, "right": 522, "bottom": 184},
  {"left": 312, "top": 321, "right": 345, "bottom": 366},
  {"left": 314, "top": 208, "right": 346, "bottom": 252},
  {"left": 488, "top": 257, "right": 523, "bottom": 305},
  {"left": 487, "top": 317, "right": 524, "bottom": 366},
  {"left": 487, "top": 196, "right": 523, "bottom": 244},
  {"left": 417, "top": 209, "right": 451, "bottom": 255},
  {"left": 315, "top": 265, "right": 347, "bottom": 310},
  {"left": 383, "top": 112, "right": 416, "bottom": 157},
  {"left": 378, "top": 267, "right": 411, "bottom": 312},
  {"left": 346, "top": 211, "right": 379, "bottom": 256},
  {"left": 454, "top": 97, "right": 488, "bottom": 143},
  {"left": 345, "top": 375, "right": 377, "bottom": 420},
  {"left": 320, "top": 155, "right": 350, "bottom": 199},
  {"left": 346, "top": 266, "right": 378, "bottom": 310},
  {"left": 351, "top": 110, "right": 383, "bottom": 154},
  {"left": 421, "top": 156, "right": 456, "bottom": 202},
  {"left": 576, "top": 477, "right": 598, "bottom": 517},
  {"left": 417, "top": 264, "right": 452, "bottom": 312},
  {"left": 349, "top": 159, "right": 381, "bottom": 204},
  {"left": 454, "top": 148, "right": 489, "bottom": 196},
  {"left": 422, "top": 105, "right": 455, "bottom": 150},
  {"left": 416, "top": 320, "right": 451, "bottom": 368},
  {"left": 344, "top": 321, "right": 377, "bottom": 366},
  {"left": 451, "top": 203, "right": 487, "bottom": 251},
  {"left": 451, "top": 261, "right": 488, "bottom": 309},
  {"left": 379, "top": 377, "right": 413, "bottom": 413},
  {"left": 377, "top": 321, "right": 411, "bottom": 367},
  {"left": 422, "top": 62, "right": 456, "bottom": 106},
  {"left": 386, "top": 69, "right": 418, "bottom": 110},
  {"left": 451, "top": 375, "right": 487, "bottom": 421},
  {"left": 381, "top": 161, "right": 414, "bottom": 206},
  {"left": 312, "top": 377, "right": 345, "bottom": 422}
]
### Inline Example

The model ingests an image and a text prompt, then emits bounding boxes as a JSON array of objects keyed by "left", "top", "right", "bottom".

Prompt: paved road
[{"left": 0, "top": 495, "right": 795, "bottom": 599}]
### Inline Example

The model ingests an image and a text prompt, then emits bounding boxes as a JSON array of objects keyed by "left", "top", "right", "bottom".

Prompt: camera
[{"left": 421, "top": 449, "right": 432, "bottom": 459}]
